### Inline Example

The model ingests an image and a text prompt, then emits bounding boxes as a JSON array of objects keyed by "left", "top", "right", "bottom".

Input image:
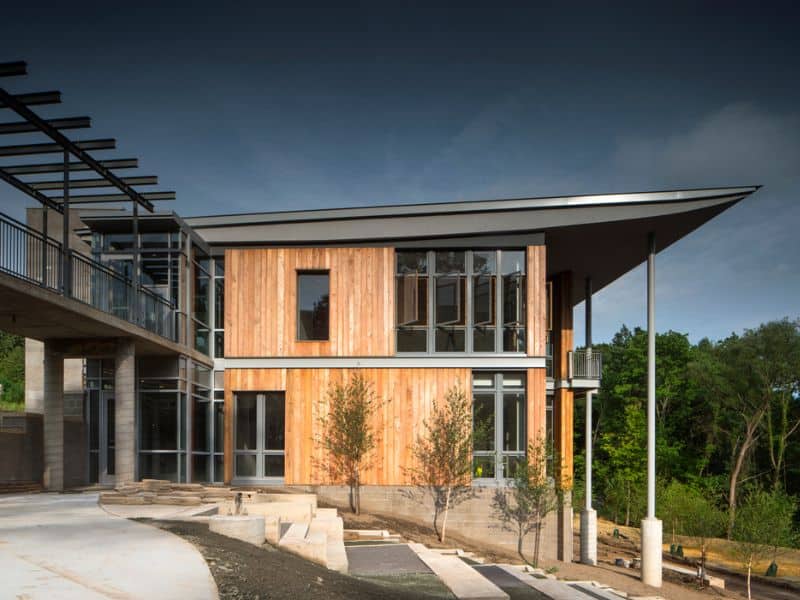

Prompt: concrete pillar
[
  {"left": 557, "top": 491, "right": 573, "bottom": 562},
  {"left": 42, "top": 342, "right": 64, "bottom": 491},
  {"left": 641, "top": 232, "right": 662, "bottom": 587},
  {"left": 581, "top": 389, "right": 598, "bottom": 565},
  {"left": 115, "top": 339, "right": 136, "bottom": 484}
]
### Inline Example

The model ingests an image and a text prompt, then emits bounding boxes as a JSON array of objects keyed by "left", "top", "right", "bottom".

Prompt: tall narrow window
[
  {"left": 472, "top": 251, "right": 496, "bottom": 352},
  {"left": 502, "top": 251, "right": 526, "bottom": 352},
  {"left": 297, "top": 271, "right": 330, "bottom": 341},
  {"left": 396, "top": 252, "right": 428, "bottom": 352},
  {"left": 434, "top": 251, "right": 466, "bottom": 352}
]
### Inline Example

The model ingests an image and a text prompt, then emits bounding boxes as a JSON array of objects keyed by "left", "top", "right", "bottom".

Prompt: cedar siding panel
[{"left": 225, "top": 247, "right": 395, "bottom": 358}]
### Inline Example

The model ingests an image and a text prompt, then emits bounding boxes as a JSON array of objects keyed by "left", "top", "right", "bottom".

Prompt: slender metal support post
[
  {"left": 61, "top": 149, "right": 70, "bottom": 295},
  {"left": 585, "top": 277, "right": 592, "bottom": 349},
  {"left": 132, "top": 199, "right": 140, "bottom": 323},
  {"left": 641, "top": 232, "right": 662, "bottom": 587},
  {"left": 40, "top": 205, "right": 48, "bottom": 287}
]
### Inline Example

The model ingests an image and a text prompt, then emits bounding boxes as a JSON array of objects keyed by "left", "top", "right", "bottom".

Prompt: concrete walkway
[{"left": 0, "top": 493, "right": 218, "bottom": 599}]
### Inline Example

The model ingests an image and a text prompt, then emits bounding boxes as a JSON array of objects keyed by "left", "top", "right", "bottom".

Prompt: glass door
[
  {"left": 472, "top": 372, "right": 526, "bottom": 482},
  {"left": 234, "top": 392, "right": 285, "bottom": 481},
  {"left": 87, "top": 390, "right": 116, "bottom": 484}
]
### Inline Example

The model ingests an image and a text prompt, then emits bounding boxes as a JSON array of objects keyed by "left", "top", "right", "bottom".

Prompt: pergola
[{"left": 0, "top": 60, "right": 175, "bottom": 313}]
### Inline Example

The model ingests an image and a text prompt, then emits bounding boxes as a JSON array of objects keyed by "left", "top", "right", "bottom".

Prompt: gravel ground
[{"left": 140, "top": 519, "right": 449, "bottom": 599}]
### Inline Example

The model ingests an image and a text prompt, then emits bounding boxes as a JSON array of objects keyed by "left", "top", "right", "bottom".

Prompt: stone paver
[
  {"left": 0, "top": 493, "right": 218, "bottom": 599},
  {"left": 346, "top": 543, "right": 432, "bottom": 576},
  {"left": 409, "top": 542, "right": 508, "bottom": 600}
]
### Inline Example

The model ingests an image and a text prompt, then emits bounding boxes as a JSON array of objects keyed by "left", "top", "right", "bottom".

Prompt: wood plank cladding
[
  {"left": 224, "top": 367, "right": 470, "bottom": 485},
  {"left": 550, "top": 271, "right": 574, "bottom": 489},
  {"left": 224, "top": 247, "right": 395, "bottom": 358},
  {"left": 526, "top": 245, "right": 547, "bottom": 356}
]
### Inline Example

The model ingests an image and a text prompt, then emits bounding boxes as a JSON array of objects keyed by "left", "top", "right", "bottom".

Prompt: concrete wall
[
  {"left": 25, "top": 340, "right": 83, "bottom": 417},
  {"left": 290, "top": 484, "right": 569, "bottom": 562},
  {"left": 0, "top": 414, "right": 43, "bottom": 483}
]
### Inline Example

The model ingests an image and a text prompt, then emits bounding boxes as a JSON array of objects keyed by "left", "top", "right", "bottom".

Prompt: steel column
[{"left": 61, "top": 149, "right": 70, "bottom": 295}]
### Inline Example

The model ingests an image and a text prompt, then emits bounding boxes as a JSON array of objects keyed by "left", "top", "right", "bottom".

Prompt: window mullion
[
  {"left": 496, "top": 250, "right": 503, "bottom": 353},
  {"left": 428, "top": 250, "right": 435, "bottom": 354},
  {"left": 495, "top": 373, "right": 502, "bottom": 481},
  {"left": 466, "top": 251, "right": 473, "bottom": 353}
]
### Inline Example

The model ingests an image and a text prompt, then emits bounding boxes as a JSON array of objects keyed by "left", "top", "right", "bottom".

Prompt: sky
[{"left": 1, "top": 1, "right": 798, "bottom": 343}]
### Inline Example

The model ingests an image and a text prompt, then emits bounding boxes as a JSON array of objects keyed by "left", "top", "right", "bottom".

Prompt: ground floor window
[
  {"left": 472, "top": 371, "right": 526, "bottom": 482},
  {"left": 85, "top": 359, "right": 115, "bottom": 484},
  {"left": 234, "top": 391, "right": 285, "bottom": 481}
]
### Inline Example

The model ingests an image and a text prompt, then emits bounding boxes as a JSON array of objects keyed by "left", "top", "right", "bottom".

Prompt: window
[
  {"left": 472, "top": 372, "right": 526, "bottom": 482},
  {"left": 234, "top": 392, "right": 286, "bottom": 480},
  {"left": 396, "top": 250, "right": 528, "bottom": 353},
  {"left": 297, "top": 271, "right": 330, "bottom": 341}
]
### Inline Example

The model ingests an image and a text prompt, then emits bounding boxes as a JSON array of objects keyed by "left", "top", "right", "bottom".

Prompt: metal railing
[
  {"left": 0, "top": 211, "right": 176, "bottom": 342},
  {"left": 568, "top": 349, "right": 603, "bottom": 380}
]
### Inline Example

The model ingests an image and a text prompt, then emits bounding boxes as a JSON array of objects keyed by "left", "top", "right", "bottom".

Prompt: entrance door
[
  {"left": 88, "top": 391, "right": 116, "bottom": 484},
  {"left": 234, "top": 392, "right": 285, "bottom": 481}
]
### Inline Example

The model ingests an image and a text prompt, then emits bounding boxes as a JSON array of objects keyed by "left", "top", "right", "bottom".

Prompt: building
[{"left": 0, "top": 61, "right": 758, "bottom": 561}]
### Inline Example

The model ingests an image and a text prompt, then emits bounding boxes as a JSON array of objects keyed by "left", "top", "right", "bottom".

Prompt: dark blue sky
[{"left": 1, "top": 2, "right": 798, "bottom": 342}]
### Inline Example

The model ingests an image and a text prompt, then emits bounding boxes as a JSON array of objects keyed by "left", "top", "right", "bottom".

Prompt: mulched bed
[{"left": 140, "top": 519, "right": 445, "bottom": 599}]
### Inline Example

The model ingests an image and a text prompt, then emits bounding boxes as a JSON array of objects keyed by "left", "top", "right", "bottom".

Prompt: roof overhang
[{"left": 185, "top": 186, "right": 759, "bottom": 305}]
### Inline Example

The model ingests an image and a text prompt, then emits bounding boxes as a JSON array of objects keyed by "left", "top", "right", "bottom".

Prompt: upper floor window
[
  {"left": 297, "top": 271, "right": 330, "bottom": 341},
  {"left": 396, "top": 250, "right": 527, "bottom": 353}
]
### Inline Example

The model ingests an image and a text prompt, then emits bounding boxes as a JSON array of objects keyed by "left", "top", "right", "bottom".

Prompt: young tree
[
  {"left": 492, "top": 438, "right": 558, "bottom": 568},
  {"left": 731, "top": 489, "right": 797, "bottom": 600},
  {"left": 316, "top": 372, "right": 384, "bottom": 514},
  {"left": 407, "top": 385, "right": 474, "bottom": 543},
  {"left": 679, "top": 486, "right": 727, "bottom": 584}
]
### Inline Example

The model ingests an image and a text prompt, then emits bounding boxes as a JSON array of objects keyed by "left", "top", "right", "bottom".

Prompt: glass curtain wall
[
  {"left": 138, "top": 356, "right": 187, "bottom": 482},
  {"left": 192, "top": 248, "right": 211, "bottom": 356},
  {"left": 212, "top": 258, "right": 224, "bottom": 358},
  {"left": 189, "top": 363, "right": 212, "bottom": 482},
  {"left": 396, "top": 250, "right": 527, "bottom": 353}
]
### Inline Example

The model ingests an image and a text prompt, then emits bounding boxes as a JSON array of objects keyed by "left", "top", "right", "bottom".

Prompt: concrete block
[
  {"left": 254, "top": 493, "right": 318, "bottom": 509},
  {"left": 640, "top": 517, "right": 663, "bottom": 588},
  {"left": 264, "top": 515, "right": 281, "bottom": 544},
  {"left": 580, "top": 508, "right": 597, "bottom": 565},
  {"left": 279, "top": 523, "right": 327, "bottom": 566},
  {"left": 157, "top": 495, "right": 202, "bottom": 506},
  {"left": 209, "top": 515, "right": 266, "bottom": 546},
  {"left": 236, "top": 500, "right": 314, "bottom": 524}
]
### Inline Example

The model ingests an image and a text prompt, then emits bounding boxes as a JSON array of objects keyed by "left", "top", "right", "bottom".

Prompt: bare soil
[{"left": 141, "top": 519, "right": 447, "bottom": 599}]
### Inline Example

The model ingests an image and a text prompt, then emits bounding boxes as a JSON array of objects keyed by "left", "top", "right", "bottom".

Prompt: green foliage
[
  {"left": 492, "top": 437, "right": 558, "bottom": 568},
  {"left": 407, "top": 385, "right": 475, "bottom": 542},
  {"left": 316, "top": 372, "right": 386, "bottom": 514},
  {"left": 0, "top": 331, "right": 25, "bottom": 411},
  {"left": 575, "top": 318, "right": 800, "bottom": 541},
  {"left": 732, "top": 488, "right": 798, "bottom": 599}
]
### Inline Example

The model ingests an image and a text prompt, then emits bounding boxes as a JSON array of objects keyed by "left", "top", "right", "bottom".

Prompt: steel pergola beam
[
  {"left": 50, "top": 191, "right": 176, "bottom": 204},
  {"left": 0, "top": 62, "right": 27, "bottom": 77},
  {"left": 0, "top": 138, "right": 115, "bottom": 156},
  {"left": 2, "top": 158, "right": 139, "bottom": 174},
  {"left": 0, "top": 166, "right": 63, "bottom": 211},
  {"left": 30, "top": 175, "right": 158, "bottom": 190},
  {"left": 0, "top": 91, "right": 61, "bottom": 108},
  {"left": 0, "top": 116, "right": 91, "bottom": 135},
  {"left": 0, "top": 86, "right": 155, "bottom": 212}
]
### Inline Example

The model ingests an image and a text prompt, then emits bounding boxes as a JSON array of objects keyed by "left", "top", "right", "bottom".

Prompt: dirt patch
[{"left": 141, "top": 519, "right": 446, "bottom": 599}]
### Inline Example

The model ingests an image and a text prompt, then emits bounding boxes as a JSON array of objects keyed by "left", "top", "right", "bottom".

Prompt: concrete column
[
  {"left": 115, "top": 339, "right": 136, "bottom": 484},
  {"left": 581, "top": 389, "right": 597, "bottom": 565},
  {"left": 641, "top": 232, "right": 662, "bottom": 587},
  {"left": 42, "top": 341, "right": 64, "bottom": 491},
  {"left": 557, "top": 491, "right": 573, "bottom": 562}
]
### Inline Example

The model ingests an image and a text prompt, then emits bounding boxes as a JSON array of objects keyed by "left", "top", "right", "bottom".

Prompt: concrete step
[
  {"left": 496, "top": 566, "right": 625, "bottom": 600},
  {"left": 408, "top": 542, "right": 508, "bottom": 600}
]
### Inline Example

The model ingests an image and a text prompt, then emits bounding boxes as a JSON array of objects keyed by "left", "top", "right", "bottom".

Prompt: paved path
[{"left": 0, "top": 493, "right": 218, "bottom": 599}]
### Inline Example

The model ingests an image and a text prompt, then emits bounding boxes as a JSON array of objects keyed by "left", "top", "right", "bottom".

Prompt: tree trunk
[
  {"left": 728, "top": 403, "right": 766, "bottom": 539},
  {"left": 625, "top": 482, "right": 631, "bottom": 527},
  {"left": 533, "top": 521, "right": 542, "bottom": 568},
  {"left": 746, "top": 555, "right": 753, "bottom": 600},
  {"left": 517, "top": 525, "right": 526, "bottom": 565},
  {"left": 440, "top": 486, "right": 452, "bottom": 543},
  {"left": 353, "top": 468, "right": 361, "bottom": 515},
  {"left": 699, "top": 541, "right": 707, "bottom": 586}
]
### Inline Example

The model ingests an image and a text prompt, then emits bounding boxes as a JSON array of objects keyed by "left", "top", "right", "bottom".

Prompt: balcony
[
  {"left": 568, "top": 349, "right": 602, "bottom": 383},
  {"left": 0, "top": 211, "right": 176, "bottom": 342}
]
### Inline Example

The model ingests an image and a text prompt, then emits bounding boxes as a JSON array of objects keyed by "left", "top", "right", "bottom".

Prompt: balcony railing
[
  {"left": 568, "top": 349, "right": 603, "bottom": 380},
  {"left": 0, "top": 211, "right": 176, "bottom": 342}
]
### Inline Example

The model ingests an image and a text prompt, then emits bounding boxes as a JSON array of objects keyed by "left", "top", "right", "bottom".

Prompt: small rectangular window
[{"left": 297, "top": 271, "right": 330, "bottom": 341}]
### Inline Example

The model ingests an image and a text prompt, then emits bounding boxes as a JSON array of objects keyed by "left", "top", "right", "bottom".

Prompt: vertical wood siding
[{"left": 224, "top": 248, "right": 395, "bottom": 357}]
